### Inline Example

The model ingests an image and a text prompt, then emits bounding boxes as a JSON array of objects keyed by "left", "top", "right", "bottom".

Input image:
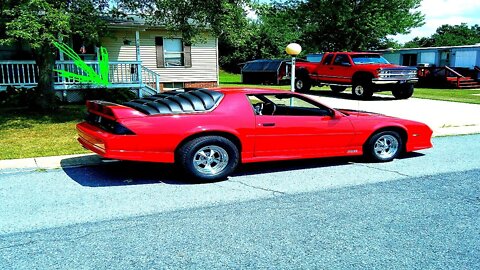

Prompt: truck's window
[
  {"left": 351, "top": 54, "right": 390, "bottom": 64},
  {"left": 333, "top": 54, "right": 351, "bottom": 66},
  {"left": 323, "top": 54, "right": 334, "bottom": 65}
]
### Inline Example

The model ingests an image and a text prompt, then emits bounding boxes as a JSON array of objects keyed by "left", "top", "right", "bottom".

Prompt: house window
[
  {"left": 155, "top": 37, "right": 192, "bottom": 68},
  {"left": 402, "top": 54, "right": 418, "bottom": 66}
]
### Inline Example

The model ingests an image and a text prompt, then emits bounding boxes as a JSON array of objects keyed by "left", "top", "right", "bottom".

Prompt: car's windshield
[{"left": 351, "top": 54, "right": 390, "bottom": 65}]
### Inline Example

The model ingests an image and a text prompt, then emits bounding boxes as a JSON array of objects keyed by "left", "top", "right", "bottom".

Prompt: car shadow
[
  {"left": 308, "top": 89, "right": 398, "bottom": 101},
  {"left": 61, "top": 152, "right": 424, "bottom": 187}
]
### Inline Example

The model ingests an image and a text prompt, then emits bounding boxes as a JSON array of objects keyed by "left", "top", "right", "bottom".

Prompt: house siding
[
  {"left": 379, "top": 45, "right": 480, "bottom": 68},
  {"left": 101, "top": 29, "right": 218, "bottom": 85}
]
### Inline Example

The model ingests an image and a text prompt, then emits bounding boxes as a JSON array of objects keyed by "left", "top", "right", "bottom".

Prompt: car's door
[
  {"left": 249, "top": 94, "right": 355, "bottom": 158},
  {"left": 321, "top": 53, "right": 355, "bottom": 84}
]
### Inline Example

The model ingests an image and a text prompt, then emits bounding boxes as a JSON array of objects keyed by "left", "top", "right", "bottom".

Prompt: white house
[{"left": 0, "top": 16, "right": 220, "bottom": 101}]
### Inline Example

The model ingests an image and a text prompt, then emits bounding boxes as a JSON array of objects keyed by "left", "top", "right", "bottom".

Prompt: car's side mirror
[{"left": 331, "top": 110, "right": 343, "bottom": 119}]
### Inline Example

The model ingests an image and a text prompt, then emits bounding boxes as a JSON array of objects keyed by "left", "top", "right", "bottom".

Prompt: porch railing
[
  {"left": 0, "top": 60, "right": 161, "bottom": 93},
  {"left": 0, "top": 61, "right": 38, "bottom": 86}
]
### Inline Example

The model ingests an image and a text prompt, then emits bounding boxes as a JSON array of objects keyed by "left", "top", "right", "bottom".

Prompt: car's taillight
[{"left": 111, "top": 122, "right": 135, "bottom": 135}]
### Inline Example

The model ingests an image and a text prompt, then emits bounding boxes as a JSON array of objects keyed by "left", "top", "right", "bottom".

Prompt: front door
[{"left": 248, "top": 94, "right": 355, "bottom": 158}]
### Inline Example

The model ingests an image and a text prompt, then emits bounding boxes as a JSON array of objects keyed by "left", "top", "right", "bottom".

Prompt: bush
[
  {"left": 82, "top": 88, "right": 136, "bottom": 103},
  {"left": 0, "top": 85, "right": 34, "bottom": 107}
]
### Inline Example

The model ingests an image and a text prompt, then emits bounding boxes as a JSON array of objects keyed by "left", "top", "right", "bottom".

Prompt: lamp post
[{"left": 285, "top": 43, "right": 302, "bottom": 92}]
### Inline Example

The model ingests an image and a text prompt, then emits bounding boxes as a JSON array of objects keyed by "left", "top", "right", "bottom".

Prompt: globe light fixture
[{"left": 286, "top": 43, "right": 302, "bottom": 92}]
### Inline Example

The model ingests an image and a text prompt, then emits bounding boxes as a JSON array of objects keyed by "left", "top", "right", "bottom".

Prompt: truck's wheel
[
  {"left": 295, "top": 76, "right": 311, "bottom": 93},
  {"left": 392, "top": 84, "right": 414, "bottom": 99},
  {"left": 352, "top": 81, "right": 373, "bottom": 100},
  {"left": 176, "top": 136, "right": 239, "bottom": 182},
  {"left": 330, "top": 86, "right": 347, "bottom": 94}
]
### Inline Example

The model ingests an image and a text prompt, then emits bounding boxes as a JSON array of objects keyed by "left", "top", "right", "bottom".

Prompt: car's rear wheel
[
  {"left": 330, "top": 85, "right": 347, "bottom": 94},
  {"left": 352, "top": 81, "right": 373, "bottom": 99},
  {"left": 177, "top": 136, "right": 239, "bottom": 182},
  {"left": 392, "top": 84, "right": 414, "bottom": 99},
  {"left": 365, "top": 131, "right": 402, "bottom": 162},
  {"left": 295, "top": 75, "right": 312, "bottom": 93}
]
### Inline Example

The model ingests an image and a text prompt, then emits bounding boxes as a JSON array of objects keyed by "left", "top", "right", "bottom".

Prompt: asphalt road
[{"left": 1, "top": 134, "right": 479, "bottom": 269}]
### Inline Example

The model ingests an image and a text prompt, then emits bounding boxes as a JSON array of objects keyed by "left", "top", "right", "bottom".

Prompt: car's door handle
[{"left": 262, "top": 123, "right": 275, "bottom": 127}]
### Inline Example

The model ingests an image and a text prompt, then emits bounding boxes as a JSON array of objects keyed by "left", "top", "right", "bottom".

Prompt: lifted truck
[{"left": 294, "top": 52, "right": 418, "bottom": 99}]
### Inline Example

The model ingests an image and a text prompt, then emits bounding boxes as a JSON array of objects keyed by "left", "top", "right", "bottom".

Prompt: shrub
[{"left": 82, "top": 88, "right": 136, "bottom": 103}]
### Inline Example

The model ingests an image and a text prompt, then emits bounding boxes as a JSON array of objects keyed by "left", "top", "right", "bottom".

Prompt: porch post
[
  {"left": 136, "top": 29, "right": 143, "bottom": 98},
  {"left": 58, "top": 36, "right": 67, "bottom": 100}
]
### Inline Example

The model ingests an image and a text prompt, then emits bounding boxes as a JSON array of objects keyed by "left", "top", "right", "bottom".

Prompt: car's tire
[
  {"left": 177, "top": 136, "right": 239, "bottom": 182},
  {"left": 294, "top": 75, "right": 312, "bottom": 93},
  {"left": 330, "top": 85, "right": 347, "bottom": 94},
  {"left": 364, "top": 131, "right": 402, "bottom": 162},
  {"left": 392, "top": 84, "right": 414, "bottom": 99},
  {"left": 352, "top": 80, "right": 373, "bottom": 100}
]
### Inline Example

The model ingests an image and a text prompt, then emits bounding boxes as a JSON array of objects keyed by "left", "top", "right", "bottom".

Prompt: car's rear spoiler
[{"left": 86, "top": 100, "right": 146, "bottom": 120}]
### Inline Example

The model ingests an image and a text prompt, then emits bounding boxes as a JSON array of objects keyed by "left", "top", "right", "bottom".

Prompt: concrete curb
[{"left": 0, "top": 154, "right": 104, "bottom": 171}]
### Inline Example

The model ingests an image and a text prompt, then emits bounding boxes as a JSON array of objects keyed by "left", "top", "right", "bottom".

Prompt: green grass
[
  {"left": 219, "top": 70, "right": 480, "bottom": 104},
  {"left": 0, "top": 105, "right": 89, "bottom": 160}
]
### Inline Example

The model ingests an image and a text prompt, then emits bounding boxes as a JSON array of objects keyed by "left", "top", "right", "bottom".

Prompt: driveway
[{"left": 307, "top": 94, "right": 480, "bottom": 136}]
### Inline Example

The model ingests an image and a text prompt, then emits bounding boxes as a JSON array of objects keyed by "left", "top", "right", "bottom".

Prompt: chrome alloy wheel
[
  {"left": 295, "top": 79, "right": 304, "bottom": 89},
  {"left": 373, "top": 134, "right": 399, "bottom": 159},
  {"left": 193, "top": 145, "right": 229, "bottom": 176},
  {"left": 354, "top": 85, "right": 365, "bottom": 96}
]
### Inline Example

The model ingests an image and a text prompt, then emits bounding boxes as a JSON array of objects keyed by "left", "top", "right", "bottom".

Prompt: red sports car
[{"left": 77, "top": 88, "right": 432, "bottom": 181}]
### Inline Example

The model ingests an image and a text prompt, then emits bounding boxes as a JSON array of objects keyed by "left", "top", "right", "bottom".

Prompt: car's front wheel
[
  {"left": 177, "top": 136, "right": 239, "bottom": 182},
  {"left": 365, "top": 131, "right": 402, "bottom": 162},
  {"left": 392, "top": 84, "right": 414, "bottom": 99}
]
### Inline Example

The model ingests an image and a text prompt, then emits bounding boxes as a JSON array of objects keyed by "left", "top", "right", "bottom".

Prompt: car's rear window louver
[{"left": 123, "top": 88, "right": 224, "bottom": 115}]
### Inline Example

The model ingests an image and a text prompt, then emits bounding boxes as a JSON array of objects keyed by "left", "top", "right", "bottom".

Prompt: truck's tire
[
  {"left": 352, "top": 80, "right": 373, "bottom": 100},
  {"left": 392, "top": 84, "right": 414, "bottom": 99},
  {"left": 295, "top": 75, "right": 311, "bottom": 93},
  {"left": 330, "top": 86, "right": 347, "bottom": 94}
]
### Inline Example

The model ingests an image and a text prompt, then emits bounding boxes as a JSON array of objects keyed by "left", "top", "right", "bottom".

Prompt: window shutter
[
  {"left": 184, "top": 43, "right": 192, "bottom": 68},
  {"left": 155, "top": 37, "right": 164, "bottom": 68}
]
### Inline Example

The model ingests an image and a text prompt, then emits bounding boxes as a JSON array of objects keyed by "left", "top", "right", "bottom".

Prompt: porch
[{"left": 0, "top": 60, "right": 161, "bottom": 100}]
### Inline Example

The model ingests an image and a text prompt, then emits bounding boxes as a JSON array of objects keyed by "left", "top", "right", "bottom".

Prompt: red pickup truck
[{"left": 294, "top": 52, "right": 418, "bottom": 99}]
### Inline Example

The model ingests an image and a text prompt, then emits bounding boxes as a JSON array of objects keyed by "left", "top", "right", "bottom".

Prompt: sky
[
  {"left": 257, "top": 0, "right": 480, "bottom": 44},
  {"left": 392, "top": 0, "right": 480, "bottom": 43}
]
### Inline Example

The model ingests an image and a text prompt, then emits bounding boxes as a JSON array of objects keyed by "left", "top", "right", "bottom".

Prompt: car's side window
[
  {"left": 247, "top": 94, "right": 332, "bottom": 117},
  {"left": 323, "top": 54, "right": 334, "bottom": 65},
  {"left": 333, "top": 54, "right": 351, "bottom": 66}
]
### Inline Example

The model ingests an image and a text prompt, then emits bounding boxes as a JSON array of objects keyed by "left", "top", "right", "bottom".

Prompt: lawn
[
  {"left": 0, "top": 105, "right": 89, "bottom": 160},
  {"left": 0, "top": 71, "right": 479, "bottom": 160},
  {"left": 219, "top": 71, "right": 480, "bottom": 104}
]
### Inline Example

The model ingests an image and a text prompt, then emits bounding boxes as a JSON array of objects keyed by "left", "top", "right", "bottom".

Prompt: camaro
[{"left": 77, "top": 88, "right": 433, "bottom": 181}]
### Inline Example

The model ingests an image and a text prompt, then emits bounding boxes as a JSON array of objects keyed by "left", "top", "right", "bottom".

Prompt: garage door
[{"left": 455, "top": 50, "right": 477, "bottom": 68}]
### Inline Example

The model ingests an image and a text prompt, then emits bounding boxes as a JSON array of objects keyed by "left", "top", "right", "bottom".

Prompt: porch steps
[{"left": 446, "top": 77, "right": 480, "bottom": 89}]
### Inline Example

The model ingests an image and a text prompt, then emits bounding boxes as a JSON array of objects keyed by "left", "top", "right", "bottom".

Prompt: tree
[
  {"left": 219, "top": 2, "right": 302, "bottom": 72},
  {"left": 292, "top": 0, "right": 424, "bottom": 52},
  {"left": 404, "top": 23, "right": 480, "bottom": 48},
  {"left": 1, "top": 0, "right": 110, "bottom": 111},
  {"left": 1, "top": 0, "right": 249, "bottom": 111}
]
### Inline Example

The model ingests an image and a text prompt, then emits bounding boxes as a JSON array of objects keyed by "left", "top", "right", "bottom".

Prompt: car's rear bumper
[{"left": 77, "top": 122, "right": 175, "bottom": 163}]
